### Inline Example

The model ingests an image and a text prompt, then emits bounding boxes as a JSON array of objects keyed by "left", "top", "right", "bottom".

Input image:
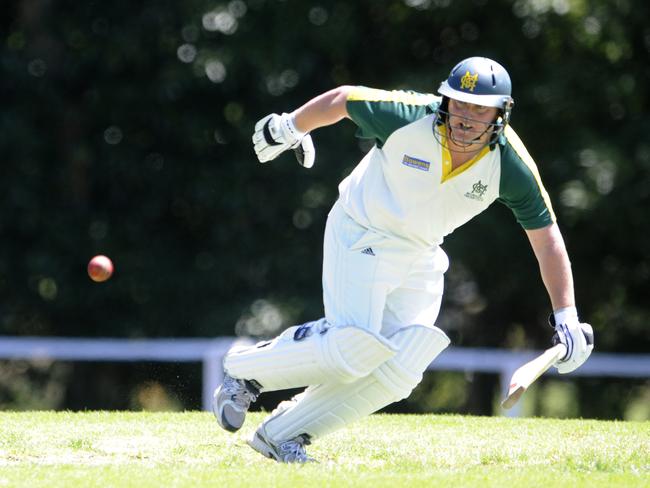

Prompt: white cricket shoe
[
  {"left": 247, "top": 423, "right": 315, "bottom": 463},
  {"left": 212, "top": 374, "right": 259, "bottom": 432}
]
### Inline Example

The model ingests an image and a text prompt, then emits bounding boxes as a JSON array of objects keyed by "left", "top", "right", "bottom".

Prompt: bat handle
[{"left": 552, "top": 343, "right": 568, "bottom": 362}]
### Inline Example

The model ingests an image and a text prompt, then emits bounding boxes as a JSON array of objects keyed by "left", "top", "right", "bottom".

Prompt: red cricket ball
[{"left": 87, "top": 255, "right": 114, "bottom": 282}]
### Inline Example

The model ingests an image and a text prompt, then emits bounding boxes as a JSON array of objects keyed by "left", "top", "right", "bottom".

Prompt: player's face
[{"left": 447, "top": 98, "right": 499, "bottom": 147}]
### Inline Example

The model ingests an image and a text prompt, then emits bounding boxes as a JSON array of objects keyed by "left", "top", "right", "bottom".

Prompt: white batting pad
[
  {"left": 373, "top": 325, "right": 451, "bottom": 399},
  {"left": 224, "top": 319, "right": 397, "bottom": 392},
  {"left": 263, "top": 325, "right": 450, "bottom": 442}
]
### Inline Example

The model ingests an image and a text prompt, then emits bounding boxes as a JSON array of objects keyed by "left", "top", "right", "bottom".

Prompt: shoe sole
[
  {"left": 217, "top": 408, "right": 242, "bottom": 433},
  {"left": 212, "top": 386, "right": 245, "bottom": 433},
  {"left": 247, "top": 430, "right": 316, "bottom": 463},
  {"left": 247, "top": 431, "right": 279, "bottom": 461}
]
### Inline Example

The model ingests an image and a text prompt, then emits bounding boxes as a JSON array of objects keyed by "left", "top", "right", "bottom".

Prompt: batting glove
[
  {"left": 252, "top": 113, "right": 315, "bottom": 168},
  {"left": 550, "top": 307, "right": 594, "bottom": 374}
]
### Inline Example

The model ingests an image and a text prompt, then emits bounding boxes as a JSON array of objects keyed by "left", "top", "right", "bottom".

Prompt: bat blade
[
  {"left": 501, "top": 385, "right": 525, "bottom": 410},
  {"left": 501, "top": 343, "right": 567, "bottom": 410}
]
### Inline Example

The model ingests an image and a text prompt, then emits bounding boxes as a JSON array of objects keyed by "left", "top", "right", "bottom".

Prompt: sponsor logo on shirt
[
  {"left": 465, "top": 180, "right": 488, "bottom": 201},
  {"left": 402, "top": 155, "right": 430, "bottom": 172}
]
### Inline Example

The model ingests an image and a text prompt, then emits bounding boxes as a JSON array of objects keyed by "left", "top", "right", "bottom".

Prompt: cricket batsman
[{"left": 212, "top": 57, "right": 594, "bottom": 462}]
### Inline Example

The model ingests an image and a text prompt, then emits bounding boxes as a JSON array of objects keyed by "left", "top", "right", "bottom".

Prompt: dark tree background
[{"left": 1, "top": 0, "right": 648, "bottom": 417}]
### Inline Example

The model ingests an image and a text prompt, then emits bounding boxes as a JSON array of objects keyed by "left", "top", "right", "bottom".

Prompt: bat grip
[{"left": 552, "top": 343, "right": 568, "bottom": 362}]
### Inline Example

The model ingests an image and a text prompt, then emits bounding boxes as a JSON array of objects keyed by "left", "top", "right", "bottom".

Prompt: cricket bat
[{"left": 501, "top": 343, "right": 567, "bottom": 410}]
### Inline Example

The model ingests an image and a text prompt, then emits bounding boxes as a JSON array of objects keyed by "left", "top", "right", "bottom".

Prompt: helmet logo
[{"left": 460, "top": 71, "right": 479, "bottom": 92}]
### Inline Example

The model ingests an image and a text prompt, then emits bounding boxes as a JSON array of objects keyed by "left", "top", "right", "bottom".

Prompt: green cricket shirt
[{"left": 338, "top": 86, "right": 556, "bottom": 249}]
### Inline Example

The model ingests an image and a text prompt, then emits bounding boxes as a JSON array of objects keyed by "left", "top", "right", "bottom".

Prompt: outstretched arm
[
  {"left": 293, "top": 86, "right": 353, "bottom": 132},
  {"left": 525, "top": 222, "right": 574, "bottom": 312},
  {"left": 525, "top": 223, "right": 594, "bottom": 373},
  {"left": 252, "top": 86, "right": 353, "bottom": 167}
]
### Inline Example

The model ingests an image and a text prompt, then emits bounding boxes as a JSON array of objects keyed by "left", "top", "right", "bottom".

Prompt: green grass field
[{"left": 0, "top": 411, "right": 648, "bottom": 487}]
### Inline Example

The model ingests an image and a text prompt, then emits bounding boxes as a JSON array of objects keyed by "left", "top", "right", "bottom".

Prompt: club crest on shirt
[
  {"left": 465, "top": 180, "right": 488, "bottom": 201},
  {"left": 402, "top": 154, "right": 430, "bottom": 172}
]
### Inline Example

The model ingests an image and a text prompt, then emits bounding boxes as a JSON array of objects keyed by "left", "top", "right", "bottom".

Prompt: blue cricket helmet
[
  {"left": 435, "top": 57, "right": 515, "bottom": 148},
  {"left": 438, "top": 56, "right": 514, "bottom": 111}
]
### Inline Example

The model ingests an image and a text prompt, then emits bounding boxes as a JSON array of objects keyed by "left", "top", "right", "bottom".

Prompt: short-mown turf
[{"left": 0, "top": 411, "right": 648, "bottom": 487}]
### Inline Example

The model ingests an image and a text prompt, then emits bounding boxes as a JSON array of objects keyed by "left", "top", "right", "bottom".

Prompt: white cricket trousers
[
  {"left": 322, "top": 200, "right": 449, "bottom": 337},
  {"left": 259, "top": 202, "right": 451, "bottom": 443}
]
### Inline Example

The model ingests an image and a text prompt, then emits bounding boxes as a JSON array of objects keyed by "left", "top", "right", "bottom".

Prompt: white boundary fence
[{"left": 1, "top": 336, "right": 649, "bottom": 417}]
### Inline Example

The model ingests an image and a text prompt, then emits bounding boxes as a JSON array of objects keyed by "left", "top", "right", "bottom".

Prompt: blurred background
[{"left": 1, "top": 0, "right": 648, "bottom": 419}]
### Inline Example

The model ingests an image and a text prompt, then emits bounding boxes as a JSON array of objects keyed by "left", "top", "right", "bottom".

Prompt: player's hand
[
  {"left": 549, "top": 308, "right": 594, "bottom": 374},
  {"left": 252, "top": 113, "right": 315, "bottom": 168}
]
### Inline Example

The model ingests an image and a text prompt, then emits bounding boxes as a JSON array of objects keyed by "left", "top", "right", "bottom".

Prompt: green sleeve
[
  {"left": 497, "top": 126, "right": 557, "bottom": 230},
  {"left": 346, "top": 87, "right": 440, "bottom": 147}
]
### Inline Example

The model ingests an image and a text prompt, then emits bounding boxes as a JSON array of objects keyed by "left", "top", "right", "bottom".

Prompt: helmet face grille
[{"left": 433, "top": 105, "right": 507, "bottom": 153}]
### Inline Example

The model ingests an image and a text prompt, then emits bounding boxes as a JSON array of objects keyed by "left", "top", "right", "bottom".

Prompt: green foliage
[
  {"left": 1, "top": 1, "right": 649, "bottom": 414},
  {"left": 0, "top": 411, "right": 648, "bottom": 487}
]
